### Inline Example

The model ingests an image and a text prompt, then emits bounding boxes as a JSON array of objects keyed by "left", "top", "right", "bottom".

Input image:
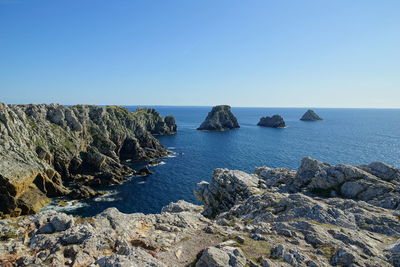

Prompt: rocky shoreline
[
  {"left": 1, "top": 157, "right": 400, "bottom": 266},
  {"left": 0, "top": 104, "right": 176, "bottom": 217}
]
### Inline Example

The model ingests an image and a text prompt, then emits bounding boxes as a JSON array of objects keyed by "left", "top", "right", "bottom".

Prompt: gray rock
[
  {"left": 257, "top": 115, "right": 286, "bottom": 128},
  {"left": 161, "top": 200, "right": 203, "bottom": 213},
  {"left": 49, "top": 213, "right": 74, "bottom": 232},
  {"left": 300, "top": 109, "right": 323, "bottom": 121},
  {"left": 330, "top": 248, "right": 355, "bottom": 266},
  {"left": 197, "top": 105, "right": 240, "bottom": 131},
  {"left": 196, "top": 246, "right": 246, "bottom": 267},
  {"left": 194, "top": 168, "right": 260, "bottom": 217}
]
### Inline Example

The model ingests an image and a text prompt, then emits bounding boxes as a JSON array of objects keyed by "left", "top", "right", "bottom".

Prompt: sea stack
[
  {"left": 197, "top": 105, "right": 240, "bottom": 131},
  {"left": 300, "top": 109, "right": 323, "bottom": 121},
  {"left": 257, "top": 115, "right": 286, "bottom": 128}
]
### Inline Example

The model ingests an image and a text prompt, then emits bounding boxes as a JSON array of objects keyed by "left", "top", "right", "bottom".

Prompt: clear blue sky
[{"left": 0, "top": 0, "right": 399, "bottom": 108}]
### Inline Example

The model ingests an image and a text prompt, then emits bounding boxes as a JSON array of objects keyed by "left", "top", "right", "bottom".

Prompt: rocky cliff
[
  {"left": 1, "top": 157, "right": 400, "bottom": 266},
  {"left": 300, "top": 109, "right": 323, "bottom": 121},
  {"left": 257, "top": 115, "right": 286, "bottom": 128},
  {"left": 0, "top": 103, "right": 176, "bottom": 216},
  {"left": 197, "top": 105, "right": 240, "bottom": 131}
]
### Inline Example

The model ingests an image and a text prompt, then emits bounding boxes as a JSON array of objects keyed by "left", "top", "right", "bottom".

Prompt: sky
[{"left": 0, "top": 0, "right": 399, "bottom": 108}]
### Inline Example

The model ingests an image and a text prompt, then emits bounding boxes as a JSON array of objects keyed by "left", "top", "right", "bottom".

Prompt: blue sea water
[{"left": 64, "top": 107, "right": 400, "bottom": 217}]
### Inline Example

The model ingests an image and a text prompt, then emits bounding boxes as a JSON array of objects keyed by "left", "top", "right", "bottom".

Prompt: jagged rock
[
  {"left": 68, "top": 185, "right": 100, "bottom": 199},
  {"left": 330, "top": 248, "right": 356, "bottom": 266},
  {"left": 96, "top": 251, "right": 167, "bottom": 267},
  {"left": 257, "top": 115, "right": 286, "bottom": 128},
  {"left": 197, "top": 105, "right": 240, "bottom": 131},
  {"left": 161, "top": 200, "right": 203, "bottom": 213},
  {"left": 300, "top": 109, "right": 323, "bottom": 121},
  {"left": 0, "top": 103, "right": 176, "bottom": 216},
  {"left": 135, "top": 107, "right": 177, "bottom": 135},
  {"left": 195, "top": 245, "right": 246, "bottom": 267},
  {"left": 138, "top": 166, "right": 153, "bottom": 176},
  {"left": 194, "top": 168, "right": 260, "bottom": 217}
]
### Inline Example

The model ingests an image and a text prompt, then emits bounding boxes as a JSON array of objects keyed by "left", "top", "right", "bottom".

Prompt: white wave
[
  {"left": 137, "top": 181, "right": 146, "bottom": 184},
  {"left": 167, "top": 147, "right": 176, "bottom": 150},
  {"left": 149, "top": 161, "right": 166, "bottom": 166},
  {"left": 93, "top": 191, "right": 118, "bottom": 202},
  {"left": 43, "top": 200, "right": 89, "bottom": 212}
]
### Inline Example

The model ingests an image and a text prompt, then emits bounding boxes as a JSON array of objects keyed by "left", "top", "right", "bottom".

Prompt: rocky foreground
[
  {"left": 0, "top": 104, "right": 176, "bottom": 217},
  {"left": 1, "top": 157, "right": 400, "bottom": 266}
]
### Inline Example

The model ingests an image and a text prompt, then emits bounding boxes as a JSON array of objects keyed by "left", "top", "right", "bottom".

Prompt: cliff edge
[{"left": 0, "top": 103, "right": 176, "bottom": 216}]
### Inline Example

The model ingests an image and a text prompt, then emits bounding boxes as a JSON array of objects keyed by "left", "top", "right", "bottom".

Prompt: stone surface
[
  {"left": 197, "top": 105, "right": 240, "bottom": 131},
  {"left": 0, "top": 103, "right": 177, "bottom": 216},
  {"left": 1, "top": 157, "right": 400, "bottom": 266},
  {"left": 257, "top": 115, "right": 286, "bottom": 128},
  {"left": 300, "top": 109, "right": 323, "bottom": 121}
]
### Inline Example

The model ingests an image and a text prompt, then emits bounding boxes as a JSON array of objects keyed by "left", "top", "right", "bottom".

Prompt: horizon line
[{"left": 4, "top": 102, "right": 400, "bottom": 110}]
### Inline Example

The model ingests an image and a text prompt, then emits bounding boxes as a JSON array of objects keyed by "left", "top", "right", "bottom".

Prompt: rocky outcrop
[
  {"left": 0, "top": 201, "right": 208, "bottom": 266},
  {"left": 0, "top": 103, "right": 177, "bottom": 216},
  {"left": 1, "top": 157, "right": 400, "bottom": 266},
  {"left": 257, "top": 115, "right": 286, "bottom": 128},
  {"left": 197, "top": 105, "right": 240, "bottom": 131},
  {"left": 300, "top": 109, "right": 323, "bottom": 121},
  {"left": 194, "top": 157, "right": 400, "bottom": 266},
  {"left": 136, "top": 108, "right": 177, "bottom": 135}
]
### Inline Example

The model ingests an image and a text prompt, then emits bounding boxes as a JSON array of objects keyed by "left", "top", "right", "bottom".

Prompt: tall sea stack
[{"left": 197, "top": 105, "right": 240, "bottom": 131}]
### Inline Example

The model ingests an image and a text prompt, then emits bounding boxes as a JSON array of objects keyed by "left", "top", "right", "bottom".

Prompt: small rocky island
[
  {"left": 0, "top": 103, "right": 176, "bottom": 217},
  {"left": 257, "top": 115, "right": 286, "bottom": 128},
  {"left": 197, "top": 105, "right": 240, "bottom": 131},
  {"left": 300, "top": 109, "right": 323, "bottom": 121},
  {"left": 1, "top": 157, "right": 400, "bottom": 266}
]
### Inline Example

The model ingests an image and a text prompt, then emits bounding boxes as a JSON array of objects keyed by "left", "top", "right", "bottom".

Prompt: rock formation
[
  {"left": 257, "top": 115, "right": 286, "bottom": 128},
  {"left": 197, "top": 105, "right": 240, "bottom": 131},
  {"left": 1, "top": 157, "right": 400, "bottom": 266},
  {"left": 300, "top": 109, "right": 323, "bottom": 121},
  {"left": 0, "top": 103, "right": 177, "bottom": 216}
]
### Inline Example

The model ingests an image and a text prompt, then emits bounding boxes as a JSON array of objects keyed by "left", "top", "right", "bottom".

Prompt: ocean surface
[{"left": 58, "top": 107, "right": 400, "bottom": 217}]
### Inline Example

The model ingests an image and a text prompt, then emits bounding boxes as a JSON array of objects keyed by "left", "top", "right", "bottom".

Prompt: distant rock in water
[
  {"left": 300, "top": 109, "right": 323, "bottom": 121},
  {"left": 257, "top": 115, "right": 286, "bottom": 128},
  {"left": 197, "top": 105, "right": 240, "bottom": 131}
]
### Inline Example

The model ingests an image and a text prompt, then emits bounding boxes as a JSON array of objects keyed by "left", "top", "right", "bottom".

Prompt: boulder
[
  {"left": 197, "top": 105, "right": 240, "bottom": 131},
  {"left": 195, "top": 245, "right": 246, "bottom": 267},
  {"left": 300, "top": 109, "right": 323, "bottom": 121},
  {"left": 257, "top": 115, "right": 286, "bottom": 128}
]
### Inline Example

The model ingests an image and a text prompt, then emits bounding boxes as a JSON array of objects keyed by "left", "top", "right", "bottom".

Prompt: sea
[{"left": 54, "top": 107, "right": 400, "bottom": 217}]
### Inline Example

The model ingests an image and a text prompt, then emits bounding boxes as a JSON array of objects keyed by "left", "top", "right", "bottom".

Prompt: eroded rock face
[
  {"left": 257, "top": 115, "right": 286, "bottom": 128},
  {"left": 0, "top": 103, "right": 177, "bottom": 216},
  {"left": 300, "top": 109, "right": 323, "bottom": 121},
  {"left": 197, "top": 105, "right": 240, "bottom": 131}
]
